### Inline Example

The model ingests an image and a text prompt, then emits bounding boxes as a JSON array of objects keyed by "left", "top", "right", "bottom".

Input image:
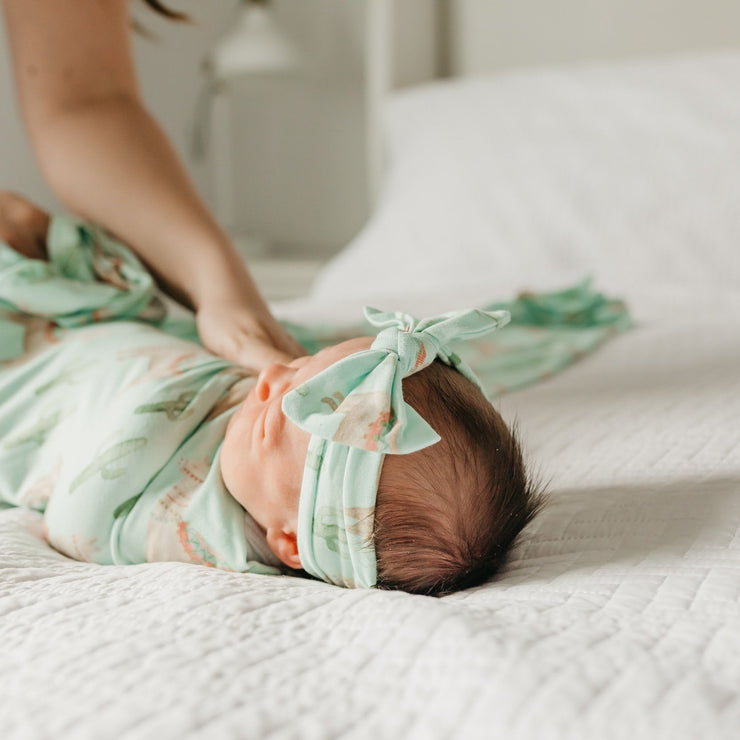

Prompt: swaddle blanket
[
  {"left": 0, "top": 216, "right": 629, "bottom": 574},
  {"left": 0, "top": 218, "right": 279, "bottom": 573}
]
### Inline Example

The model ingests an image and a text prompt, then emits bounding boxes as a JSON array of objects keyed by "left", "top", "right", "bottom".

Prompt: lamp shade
[{"left": 205, "top": 1, "right": 298, "bottom": 80}]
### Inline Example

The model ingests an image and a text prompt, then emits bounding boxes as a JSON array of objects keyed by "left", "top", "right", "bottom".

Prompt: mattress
[{"left": 3, "top": 51, "right": 740, "bottom": 739}]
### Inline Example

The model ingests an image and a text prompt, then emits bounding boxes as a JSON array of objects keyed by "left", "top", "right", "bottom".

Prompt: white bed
[{"left": 3, "top": 45, "right": 740, "bottom": 740}]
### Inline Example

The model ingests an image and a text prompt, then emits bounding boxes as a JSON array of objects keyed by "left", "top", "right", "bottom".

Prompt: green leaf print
[
  {"left": 34, "top": 358, "right": 92, "bottom": 396},
  {"left": 134, "top": 390, "right": 197, "bottom": 421},
  {"left": 306, "top": 448, "right": 324, "bottom": 472},
  {"left": 312, "top": 506, "right": 374, "bottom": 556},
  {"left": 314, "top": 507, "right": 348, "bottom": 555},
  {"left": 4, "top": 410, "right": 66, "bottom": 449},
  {"left": 70, "top": 437, "right": 147, "bottom": 492}
]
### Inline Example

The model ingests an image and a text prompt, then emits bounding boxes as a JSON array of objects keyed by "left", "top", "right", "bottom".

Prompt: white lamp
[
  {"left": 204, "top": 0, "right": 298, "bottom": 81},
  {"left": 197, "top": 0, "right": 298, "bottom": 256}
]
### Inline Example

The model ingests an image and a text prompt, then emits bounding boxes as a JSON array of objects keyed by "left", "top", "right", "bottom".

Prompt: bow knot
[
  {"left": 370, "top": 325, "right": 441, "bottom": 378},
  {"left": 282, "top": 306, "right": 510, "bottom": 456}
]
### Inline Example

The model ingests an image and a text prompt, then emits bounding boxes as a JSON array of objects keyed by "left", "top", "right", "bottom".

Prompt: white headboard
[{"left": 444, "top": 0, "right": 740, "bottom": 76}]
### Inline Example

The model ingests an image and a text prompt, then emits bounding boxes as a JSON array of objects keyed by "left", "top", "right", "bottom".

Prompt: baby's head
[
  {"left": 221, "top": 307, "right": 543, "bottom": 595},
  {"left": 374, "top": 359, "right": 542, "bottom": 595}
]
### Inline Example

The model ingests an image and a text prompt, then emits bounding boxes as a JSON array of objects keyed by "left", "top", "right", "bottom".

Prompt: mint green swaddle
[
  {"left": 0, "top": 215, "right": 630, "bottom": 576},
  {"left": 0, "top": 218, "right": 279, "bottom": 573}
]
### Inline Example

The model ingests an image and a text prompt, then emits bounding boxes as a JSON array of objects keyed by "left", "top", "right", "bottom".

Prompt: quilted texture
[{"left": 1, "top": 285, "right": 738, "bottom": 740}]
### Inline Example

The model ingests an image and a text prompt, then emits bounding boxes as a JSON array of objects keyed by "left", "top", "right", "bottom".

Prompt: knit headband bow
[{"left": 282, "top": 306, "right": 510, "bottom": 588}]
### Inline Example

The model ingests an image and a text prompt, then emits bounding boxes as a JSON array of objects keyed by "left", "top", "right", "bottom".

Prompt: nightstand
[
  {"left": 233, "top": 235, "right": 330, "bottom": 301},
  {"left": 247, "top": 258, "right": 326, "bottom": 301}
]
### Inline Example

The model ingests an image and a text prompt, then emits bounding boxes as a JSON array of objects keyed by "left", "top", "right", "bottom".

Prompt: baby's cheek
[
  {"left": 284, "top": 424, "right": 311, "bottom": 503},
  {"left": 220, "top": 416, "right": 256, "bottom": 508}
]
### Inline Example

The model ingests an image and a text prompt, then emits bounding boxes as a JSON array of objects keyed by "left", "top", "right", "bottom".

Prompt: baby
[{"left": 0, "top": 217, "right": 543, "bottom": 595}]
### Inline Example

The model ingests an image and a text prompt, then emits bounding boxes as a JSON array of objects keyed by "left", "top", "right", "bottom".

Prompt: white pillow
[{"left": 312, "top": 52, "right": 740, "bottom": 308}]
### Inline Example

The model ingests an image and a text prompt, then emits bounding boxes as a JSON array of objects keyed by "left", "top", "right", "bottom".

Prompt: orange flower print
[
  {"left": 146, "top": 458, "right": 227, "bottom": 568},
  {"left": 47, "top": 532, "right": 100, "bottom": 562},
  {"left": 413, "top": 343, "right": 427, "bottom": 370},
  {"left": 19, "top": 458, "right": 63, "bottom": 511},
  {"left": 363, "top": 410, "right": 392, "bottom": 451}
]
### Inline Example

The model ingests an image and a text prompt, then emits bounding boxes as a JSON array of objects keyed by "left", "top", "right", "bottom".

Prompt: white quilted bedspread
[
  {"left": 3, "top": 51, "right": 740, "bottom": 739},
  {"left": 1, "top": 284, "right": 739, "bottom": 740}
]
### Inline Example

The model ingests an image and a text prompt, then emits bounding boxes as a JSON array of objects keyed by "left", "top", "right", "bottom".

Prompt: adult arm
[{"left": 2, "top": 0, "right": 303, "bottom": 371}]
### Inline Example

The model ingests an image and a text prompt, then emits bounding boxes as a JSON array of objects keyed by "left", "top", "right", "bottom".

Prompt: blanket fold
[{"left": 1, "top": 214, "right": 631, "bottom": 398}]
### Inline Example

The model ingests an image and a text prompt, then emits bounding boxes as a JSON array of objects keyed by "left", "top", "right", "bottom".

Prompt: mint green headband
[{"left": 281, "top": 306, "right": 510, "bottom": 588}]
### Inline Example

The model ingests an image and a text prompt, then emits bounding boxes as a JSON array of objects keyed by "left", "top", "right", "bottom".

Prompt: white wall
[
  {"left": 449, "top": 0, "right": 740, "bottom": 75},
  {"left": 391, "top": 0, "right": 442, "bottom": 87}
]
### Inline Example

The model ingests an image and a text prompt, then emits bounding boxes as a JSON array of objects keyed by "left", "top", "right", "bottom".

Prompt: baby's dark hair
[{"left": 373, "top": 360, "right": 545, "bottom": 596}]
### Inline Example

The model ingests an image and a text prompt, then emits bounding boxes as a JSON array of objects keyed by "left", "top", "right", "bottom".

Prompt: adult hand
[
  {"left": 0, "top": 191, "right": 50, "bottom": 260},
  {"left": 196, "top": 298, "right": 305, "bottom": 374}
]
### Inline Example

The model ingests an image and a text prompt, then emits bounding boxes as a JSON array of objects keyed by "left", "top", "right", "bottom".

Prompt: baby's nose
[{"left": 255, "top": 362, "right": 291, "bottom": 402}]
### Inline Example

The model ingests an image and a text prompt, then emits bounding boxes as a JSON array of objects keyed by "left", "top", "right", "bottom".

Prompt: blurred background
[
  {"left": 0, "top": 1, "right": 439, "bottom": 262},
  {"left": 1, "top": 0, "right": 739, "bottom": 299}
]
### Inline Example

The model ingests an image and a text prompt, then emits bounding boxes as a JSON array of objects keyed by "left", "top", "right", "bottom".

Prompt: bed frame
[{"left": 442, "top": 0, "right": 740, "bottom": 75}]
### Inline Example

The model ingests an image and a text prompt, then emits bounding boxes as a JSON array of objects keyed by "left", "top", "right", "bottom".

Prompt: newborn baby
[
  {"left": 0, "top": 218, "right": 543, "bottom": 595},
  {"left": 223, "top": 318, "right": 542, "bottom": 594}
]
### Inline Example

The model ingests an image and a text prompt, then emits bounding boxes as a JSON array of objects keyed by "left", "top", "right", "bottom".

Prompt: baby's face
[{"left": 220, "top": 336, "right": 373, "bottom": 569}]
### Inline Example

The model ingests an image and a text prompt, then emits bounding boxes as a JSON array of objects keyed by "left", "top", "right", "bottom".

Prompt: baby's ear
[{"left": 266, "top": 527, "right": 302, "bottom": 570}]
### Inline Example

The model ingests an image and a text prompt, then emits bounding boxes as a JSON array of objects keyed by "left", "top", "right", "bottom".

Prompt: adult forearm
[
  {"left": 3, "top": 0, "right": 302, "bottom": 369},
  {"left": 29, "top": 93, "right": 266, "bottom": 314}
]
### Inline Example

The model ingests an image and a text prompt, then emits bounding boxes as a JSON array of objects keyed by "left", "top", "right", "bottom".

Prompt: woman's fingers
[
  {"left": 0, "top": 191, "right": 50, "bottom": 259},
  {"left": 264, "top": 318, "right": 306, "bottom": 360},
  {"left": 196, "top": 302, "right": 305, "bottom": 373}
]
